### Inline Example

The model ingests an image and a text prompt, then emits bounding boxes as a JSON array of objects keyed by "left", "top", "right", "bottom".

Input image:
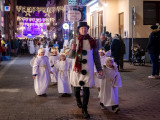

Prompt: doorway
[{"left": 119, "top": 12, "right": 124, "bottom": 38}]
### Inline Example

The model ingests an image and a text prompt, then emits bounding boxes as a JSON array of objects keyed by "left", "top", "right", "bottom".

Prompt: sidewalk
[{"left": 0, "top": 56, "right": 160, "bottom": 120}]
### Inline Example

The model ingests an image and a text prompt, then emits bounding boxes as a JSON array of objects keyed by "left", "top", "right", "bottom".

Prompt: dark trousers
[
  {"left": 74, "top": 87, "right": 90, "bottom": 109},
  {"left": 114, "top": 57, "right": 120, "bottom": 70},
  {"left": 149, "top": 53, "right": 159, "bottom": 75},
  {"left": 119, "top": 55, "right": 124, "bottom": 69}
]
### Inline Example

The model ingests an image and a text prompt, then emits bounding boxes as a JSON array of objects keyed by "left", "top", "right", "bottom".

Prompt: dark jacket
[
  {"left": 146, "top": 30, "right": 160, "bottom": 54},
  {"left": 111, "top": 38, "right": 121, "bottom": 58}
]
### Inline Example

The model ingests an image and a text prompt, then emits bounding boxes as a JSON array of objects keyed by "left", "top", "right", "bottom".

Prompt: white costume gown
[
  {"left": 100, "top": 66, "right": 122, "bottom": 106},
  {"left": 94, "top": 55, "right": 106, "bottom": 88},
  {"left": 35, "top": 45, "right": 40, "bottom": 54},
  {"left": 32, "top": 56, "right": 51, "bottom": 95},
  {"left": 30, "top": 56, "right": 36, "bottom": 67},
  {"left": 45, "top": 46, "right": 49, "bottom": 57},
  {"left": 56, "top": 59, "right": 72, "bottom": 93},
  {"left": 49, "top": 55, "right": 59, "bottom": 83},
  {"left": 70, "top": 40, "right": 95, "bottom": 87},
  {"left": 29, "top": 41, "right": 35, "bottom": 54}
]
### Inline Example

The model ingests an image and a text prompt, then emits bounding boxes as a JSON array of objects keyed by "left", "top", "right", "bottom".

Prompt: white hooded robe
[
  {"left": 32, "top": 56, "right": 51, "bottom": 95},
  {"left": 56, "top": 59, "right": 72, "bottom": 93},
  {"left": 49, "top": 55, "right": 59, "bottom": 83},
  {"left": 100, "top": 66, "right": 122, "bottom": 106}
]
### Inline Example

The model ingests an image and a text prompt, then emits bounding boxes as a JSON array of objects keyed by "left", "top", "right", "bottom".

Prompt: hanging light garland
[
  {"left": 17, "top": 16, "right": 55, "bottom": 23},
  {"left": 16, "top": 6, "right": 64, "bottom": 17}
]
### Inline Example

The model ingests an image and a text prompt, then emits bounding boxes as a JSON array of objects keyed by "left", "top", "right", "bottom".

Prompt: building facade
[
  {"left": 82, "top": 0, "right": 160, "bottom": 61},
  {"left": 0, "top": 0, "right": 5, "bottom": 37},
  {"left": 4, "top": 0, "right": 17, "bottom": 41}
]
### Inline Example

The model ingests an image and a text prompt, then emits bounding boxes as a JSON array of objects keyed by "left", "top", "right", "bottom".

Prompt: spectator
[
  {"left": 0, "top": 30, "right": 2, "bottom": 65},
  {"left": 104, "top": 40, "right": 110, "bottom": 52},
  {"left": 146, "top": 25, "right": 160, "bottom": 79},
  {"left": 111, "top": 34, "right": 121, "bottom": 69},
  {"left": 13, "top": 38, "right": 19, "bottom": 57},
  {"left": 119, "top": 36, "right": 126, "bottom": 70},
  {"left": 98, "top": 33, "right": 107, "bottom": 50}
]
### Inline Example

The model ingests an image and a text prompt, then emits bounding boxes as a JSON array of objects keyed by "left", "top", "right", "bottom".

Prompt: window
[
  {"left": 143, "top": 1, "right": 160, "bottom": 25},
  {"left": 98, "top": 11, "right": 103, "bottom": 37},
  {"left": 89, "top": 14, "right": 94, "bottom": 37}
]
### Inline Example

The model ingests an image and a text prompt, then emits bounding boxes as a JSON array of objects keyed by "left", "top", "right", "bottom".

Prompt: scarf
[{"left": 73, "top": 34, "right": 97, "bottom": 73}]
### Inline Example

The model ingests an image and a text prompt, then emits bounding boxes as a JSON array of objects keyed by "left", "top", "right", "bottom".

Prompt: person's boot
[{"left": 82, "top": 108, "right": 90, "bottom": 119}]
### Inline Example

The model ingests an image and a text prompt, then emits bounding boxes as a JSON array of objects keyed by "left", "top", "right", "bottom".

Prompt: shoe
[
  {"left": 61, "top": 93, "right": 71, "bottom": 97},
  {"left": 38, "top": 93, "right": 47, "bottom": 97},
  {"left": 82, "top": 109, "right": 90, "bottom": 119},
  {"left": 77, "top": 102, "right": 82, "bottom": 108},
  {"left": 100, "top": 102, "right": 105, "bottom": 110},
  {"left": 113, "top": 107, "right": 120, "bottom": 114},
  {"left": 61, "top": 93, "right": 66, "bottom": 97},
  {"left": 148, "top": 75, "right": 156, "bottom": 79},
  {"left": 155, "top": 75, "right": 160, "bottom": 79},
  {"left": 50, "top": 82, "right": 57, "bottom": 86}
]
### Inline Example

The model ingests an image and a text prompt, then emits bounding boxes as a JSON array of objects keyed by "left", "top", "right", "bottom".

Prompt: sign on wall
[
  {"left": 68, "top": 0, "right": 78, "bottom": 5},
  {"left": 4, "top": 6, "right": 10, "bottom": 11},
  {"left": 64, "top": 5, "right": 86, "bottom": 22}
]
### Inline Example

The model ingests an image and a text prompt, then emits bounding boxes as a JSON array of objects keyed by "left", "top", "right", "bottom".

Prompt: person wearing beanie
[
  {"left": 147, "top": 25, "right": 160, "bottom": 79},
  {"left": 68, "top": 22, "right": 103, "bottom": 118}
]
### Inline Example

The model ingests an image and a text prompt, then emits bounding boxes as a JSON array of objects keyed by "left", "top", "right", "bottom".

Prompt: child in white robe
[
  {"left": 29, "top": 40, "right": 35, "bottom": 54},
  {"left": 99, "top": 57, "right": 122, "bottom": 113},
  {"left": 56, "top": 52, "right": 72, "bottom": 97},
  {"left": 32, "top": 48, "right": 53, "bottom": 97},
  {"left": 94, "top": 50, "right": 106, "bottom": 94},
  {"left": 30, "top": 53, "right": 37, "bottom": 67},
  {"left": 49, "top": 47, "right": 59, "bottom": 86}
]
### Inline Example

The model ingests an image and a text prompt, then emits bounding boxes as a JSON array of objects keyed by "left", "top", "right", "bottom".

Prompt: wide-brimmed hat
[
  {"left": 77, "top": 22, "right": 90, "bottom": 30},
  {"left": 150, "top": 25, "right": 158, "bottom": 30}
]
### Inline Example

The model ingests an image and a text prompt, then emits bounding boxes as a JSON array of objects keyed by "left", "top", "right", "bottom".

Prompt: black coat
[
  {"left": 111, "top": 39, "right": 121, "bottom": 58},
  {"left": 146, "top": 30, "right": 160, "bottom": 54}
]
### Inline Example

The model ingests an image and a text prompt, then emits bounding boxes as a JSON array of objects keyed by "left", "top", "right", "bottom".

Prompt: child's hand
[
  {"left": 50, "top": 71, "right": 53, "bottom": 74},
  {"left": 109, "top": 78, "right": 114, "bottom": 82},
  {"left": 98, "top": 70, "right": 103, "bottom": 76},
  {"left": 33, "top": 76, "right": 36, "bottom": 79},
  {"left": 94, "top": 72, "right": 97, "bottom": 75}
]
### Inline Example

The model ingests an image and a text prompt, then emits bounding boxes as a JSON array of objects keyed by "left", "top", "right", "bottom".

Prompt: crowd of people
[{"left": 29, "top": 22, "right": 124, "bottom": 119}]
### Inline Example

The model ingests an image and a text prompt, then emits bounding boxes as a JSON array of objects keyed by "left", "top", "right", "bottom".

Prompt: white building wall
[{"left": 86, "top": 0, "right": 160, "bottom": 39}]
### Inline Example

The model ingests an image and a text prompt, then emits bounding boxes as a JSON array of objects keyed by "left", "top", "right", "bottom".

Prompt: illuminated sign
[
  {"left": 4, "top": 6, "right": 10, "bottom": 11},
  {"left": 64, "top": 5, "right": 86, "bottom": 22},
  {"left": 68, "top": 0, "right": 77, "bottom": 5}
]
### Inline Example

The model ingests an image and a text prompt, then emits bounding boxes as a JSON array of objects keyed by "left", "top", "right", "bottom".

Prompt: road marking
[
  {"left": 0, "top": 57, "right": 18, "bottom": 79},
  {"left": 0, "top": 88, "right": 20, "bottom": 93}
]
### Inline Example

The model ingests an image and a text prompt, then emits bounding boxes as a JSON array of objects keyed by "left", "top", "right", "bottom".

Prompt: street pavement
[{"left": 0, "top": 56, "right": 160, "bottom": 120}]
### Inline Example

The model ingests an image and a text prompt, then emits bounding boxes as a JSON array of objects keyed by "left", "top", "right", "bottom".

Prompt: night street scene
[{"left": 0, "top": 0, "right": 160, "bottom": 120}]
